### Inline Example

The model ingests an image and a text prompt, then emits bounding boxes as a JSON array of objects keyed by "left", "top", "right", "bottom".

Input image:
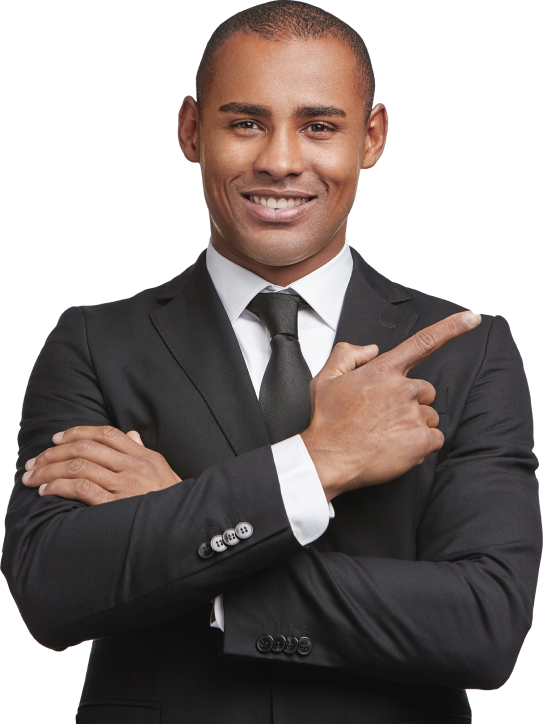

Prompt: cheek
[
  {"left": 202, "top": 138, "right": 253, "bottom": 188},
  {"left": 200, "top": 142, "right": 253, "bottom": 230},
  {"left": 309, "top": 143, "right": 361, "bottom": 193}
]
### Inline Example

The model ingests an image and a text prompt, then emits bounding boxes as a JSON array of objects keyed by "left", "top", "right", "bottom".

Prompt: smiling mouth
[{"left": 245, "top": 195, "right": 314, "bottom": 209}]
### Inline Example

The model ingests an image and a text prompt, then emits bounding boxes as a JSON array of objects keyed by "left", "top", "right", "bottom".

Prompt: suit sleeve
[
  {"left": 1, "top": 307, "right": 301, "bottom": 651},
  {"left": 222, "top": 315, "right": 542, "bottom": 690}
]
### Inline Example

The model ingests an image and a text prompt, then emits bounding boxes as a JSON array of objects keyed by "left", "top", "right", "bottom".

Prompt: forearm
[
  {"left": 223, "top": 310, "right": 543, "bottom": 689},
  {"left": 2, "top": 444, "right": 300, "bottom": 650},
  {"left": 223, "top": 538, "right": 540, "bottom": 689},
  {"left": 212, "top": 433, "right": 335, "bottom": 632}
]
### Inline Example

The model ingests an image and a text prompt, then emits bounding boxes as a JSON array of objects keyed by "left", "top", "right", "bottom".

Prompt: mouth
[
  {"left": 245, "top": 194, "right": 313, "bottom": 209},
  {"left": 241, "top": 192, "right": 317, "bottom": 222}
]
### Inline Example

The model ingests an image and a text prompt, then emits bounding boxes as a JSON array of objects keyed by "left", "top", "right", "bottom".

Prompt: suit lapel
[
  {"left": 150, "top": 252, "right": 270, "bottom": 456},
  {"left": 335, "top": 249, "right": 419, "bottom": 353}
]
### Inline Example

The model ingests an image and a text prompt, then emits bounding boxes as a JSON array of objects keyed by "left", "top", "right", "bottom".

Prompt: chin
[{"left": 241, "top": 234, "right": 320, "bottom": 267}]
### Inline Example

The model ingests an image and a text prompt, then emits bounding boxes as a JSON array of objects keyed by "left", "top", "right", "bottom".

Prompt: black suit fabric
[{"left": 2, "top": 249, "right": 541, "bottom": 724}]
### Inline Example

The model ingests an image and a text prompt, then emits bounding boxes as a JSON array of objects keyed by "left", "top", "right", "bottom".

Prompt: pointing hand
[{"left": 301, "top": 311, "right": 481, "bottom": 500}]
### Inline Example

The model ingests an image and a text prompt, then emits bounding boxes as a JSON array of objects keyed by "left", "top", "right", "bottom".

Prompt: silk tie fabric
[{"left": 247, "top": 292, "right": 313, "bottom": 444}]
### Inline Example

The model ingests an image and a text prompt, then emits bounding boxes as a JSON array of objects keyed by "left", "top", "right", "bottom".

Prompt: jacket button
[
  {"left": 297, "top": 636, "right": 312, "bottom": 655},
  {"left": 210, "top": 535, "right": 227, "bottom": 553},
  {"left": 197, "top": 541, "right": 214, "bottom": 559},
  {"left": 284, "top": 635, "right": 298, "bottom": 654},
  {"left": 256, "top": 634, "right": 274, "bottom": 653},
  {"left": 223, "top": 528, "right": 240, "bottom": 546},
  {"left": 271, "top": 635, "right": 286, "bottom": 653},
  {"left": 235, "top": 522, "right": 253, "bottom": 540}
]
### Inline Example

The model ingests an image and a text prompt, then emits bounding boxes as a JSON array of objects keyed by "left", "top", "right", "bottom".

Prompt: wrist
[{"left": 300, "top": 430, "right": 342, "bottom": 501}]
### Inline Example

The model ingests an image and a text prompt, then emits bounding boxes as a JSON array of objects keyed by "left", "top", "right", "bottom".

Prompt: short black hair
[{"left": 196, "top": 1, "right": 375, "bottom": 121}]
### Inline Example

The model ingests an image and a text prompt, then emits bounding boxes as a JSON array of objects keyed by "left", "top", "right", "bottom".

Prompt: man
[{"left": 2, "top": 2, "right": 541, "bottom": 723}]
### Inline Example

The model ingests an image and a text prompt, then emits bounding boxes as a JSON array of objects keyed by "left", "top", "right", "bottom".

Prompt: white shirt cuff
[
  {"left": 271, "top": 434, "right": 334, "bottom": 546},
  {"left": 209, "top": 435, "right": 334, "bottom": 633},
  {"left": 210, "top": 595, "right": 224, "bottom": 630}
]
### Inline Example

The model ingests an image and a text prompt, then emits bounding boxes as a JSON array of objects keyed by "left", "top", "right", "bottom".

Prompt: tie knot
[{"left": 247, "top": 292, "right": 302, "bottom": 338}]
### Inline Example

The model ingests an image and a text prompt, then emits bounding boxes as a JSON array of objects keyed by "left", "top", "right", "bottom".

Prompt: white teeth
[{"left": 250, "top": 196, "right": 310, "bottom": 207}]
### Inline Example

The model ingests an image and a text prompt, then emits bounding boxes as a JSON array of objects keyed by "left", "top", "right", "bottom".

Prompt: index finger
[{"left": 378, "top": 311, "right": 481, "bottom": 375}]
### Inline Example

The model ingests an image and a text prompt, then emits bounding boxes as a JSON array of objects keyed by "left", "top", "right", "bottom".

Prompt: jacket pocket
[{"left": 77, "top": 700, "right": 160, "bottom": 724}]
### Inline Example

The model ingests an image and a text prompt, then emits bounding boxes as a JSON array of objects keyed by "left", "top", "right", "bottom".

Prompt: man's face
[{"left": 191, "top": 33, "right": 379, "bottom": 269}]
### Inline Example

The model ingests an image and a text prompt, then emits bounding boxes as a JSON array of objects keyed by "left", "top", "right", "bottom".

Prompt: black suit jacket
[{"left": 3, "top": 249, "right": 541, "bottom": 724}]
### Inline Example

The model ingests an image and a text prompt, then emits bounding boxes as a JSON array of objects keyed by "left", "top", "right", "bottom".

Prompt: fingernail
[
  {"left": 26, "top": 457, "right": 36, "bottom": 470},
  {"left": 464, "top": 311, "right": 481, "bottom": 328},
  {"left": 22, "top": 470, "right": 33, "bottom": 483},
  {"left": 52, "top": 431, "right": 64, "bottom": 443},
  {"left": 39, "top": 484, "right": 48, "bottom": 495}
]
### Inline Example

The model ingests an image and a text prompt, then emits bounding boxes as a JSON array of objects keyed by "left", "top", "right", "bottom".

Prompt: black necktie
[{"left": 247, "top": 292, "right": 312, "bottom": 444}]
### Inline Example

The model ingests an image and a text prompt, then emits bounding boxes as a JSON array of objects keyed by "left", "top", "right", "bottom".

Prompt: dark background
[{"left": 6, "top": 3, "right": 538, "bottom": 723}]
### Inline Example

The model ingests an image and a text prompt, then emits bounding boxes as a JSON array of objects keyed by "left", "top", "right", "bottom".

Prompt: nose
[{"left": 253, "top": 127, "right": 304, "bottom": 181}]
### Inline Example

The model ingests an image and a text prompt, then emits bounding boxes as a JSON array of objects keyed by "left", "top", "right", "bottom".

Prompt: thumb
[
  {"left": 318, "top": 342, "right": 379, "bottom": 381},
  {"left": 126, "top": 430, "right": 144, "bottom": 446}
]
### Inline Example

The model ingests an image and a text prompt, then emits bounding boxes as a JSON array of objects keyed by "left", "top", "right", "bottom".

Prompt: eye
[
  {"left": 232, "top": 120, "right": 260, "bottom": 130},
  {"left": 308, "top": 123, "right": 328, "bottom": 132}
]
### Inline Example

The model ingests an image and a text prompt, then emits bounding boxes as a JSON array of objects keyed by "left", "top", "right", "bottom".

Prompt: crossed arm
[
  {"left": 3, "top": 309, "right": 541, "bottom": 689},
  {"left": 22, "top": 311, "right": 475, "bottom": 504}
]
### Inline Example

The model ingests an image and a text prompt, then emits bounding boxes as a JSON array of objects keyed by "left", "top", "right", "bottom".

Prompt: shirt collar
[{"left": 206, "top": 240, "right": 353, "bottom": 331}]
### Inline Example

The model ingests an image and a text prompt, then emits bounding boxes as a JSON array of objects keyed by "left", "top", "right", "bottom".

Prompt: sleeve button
[
  {"left": 256, "top": 634, "right": 274, "bottom": 653},
  {"left": 211, "top": 535, "right": 227, "bottom": 553},
  {"left": 271, "top": 635, "right": 286, "bottom": 653},
  {"left": 197, "top": 541, "right": 214, "bottom": 559},
  {"left": 297, "top": 636, "right": 312, "bottom": 655},
  {"left": 235, "top": 522, "right": 253, "bottom": 540},
  {"left": 284, "top": 635, "right": 298, "bottom": 654},
  {"left": 223, "top": 528, "right": 240, "bottom": 546}
]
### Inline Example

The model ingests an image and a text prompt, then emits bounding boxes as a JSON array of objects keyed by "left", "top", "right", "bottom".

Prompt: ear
[
  {"left": 178, "top": 95, "right": 200, "bottom": 163},
  {"left": 361, "top": 103, "right": 388, "bottom": 169}
]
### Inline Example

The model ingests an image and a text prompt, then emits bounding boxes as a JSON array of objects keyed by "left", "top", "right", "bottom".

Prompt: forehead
[{"left": 206, "top": 33, "right": 362, "bottom": 114}]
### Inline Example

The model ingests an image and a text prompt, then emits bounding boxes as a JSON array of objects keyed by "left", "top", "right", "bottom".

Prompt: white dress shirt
[{"left": 206, "top": 240, "right": 353, "bottom": 630}]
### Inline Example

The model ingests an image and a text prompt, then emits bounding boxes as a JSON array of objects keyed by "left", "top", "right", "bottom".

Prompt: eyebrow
[{"left": 218, "top": 102, "right": 347, "bottom": 118}]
